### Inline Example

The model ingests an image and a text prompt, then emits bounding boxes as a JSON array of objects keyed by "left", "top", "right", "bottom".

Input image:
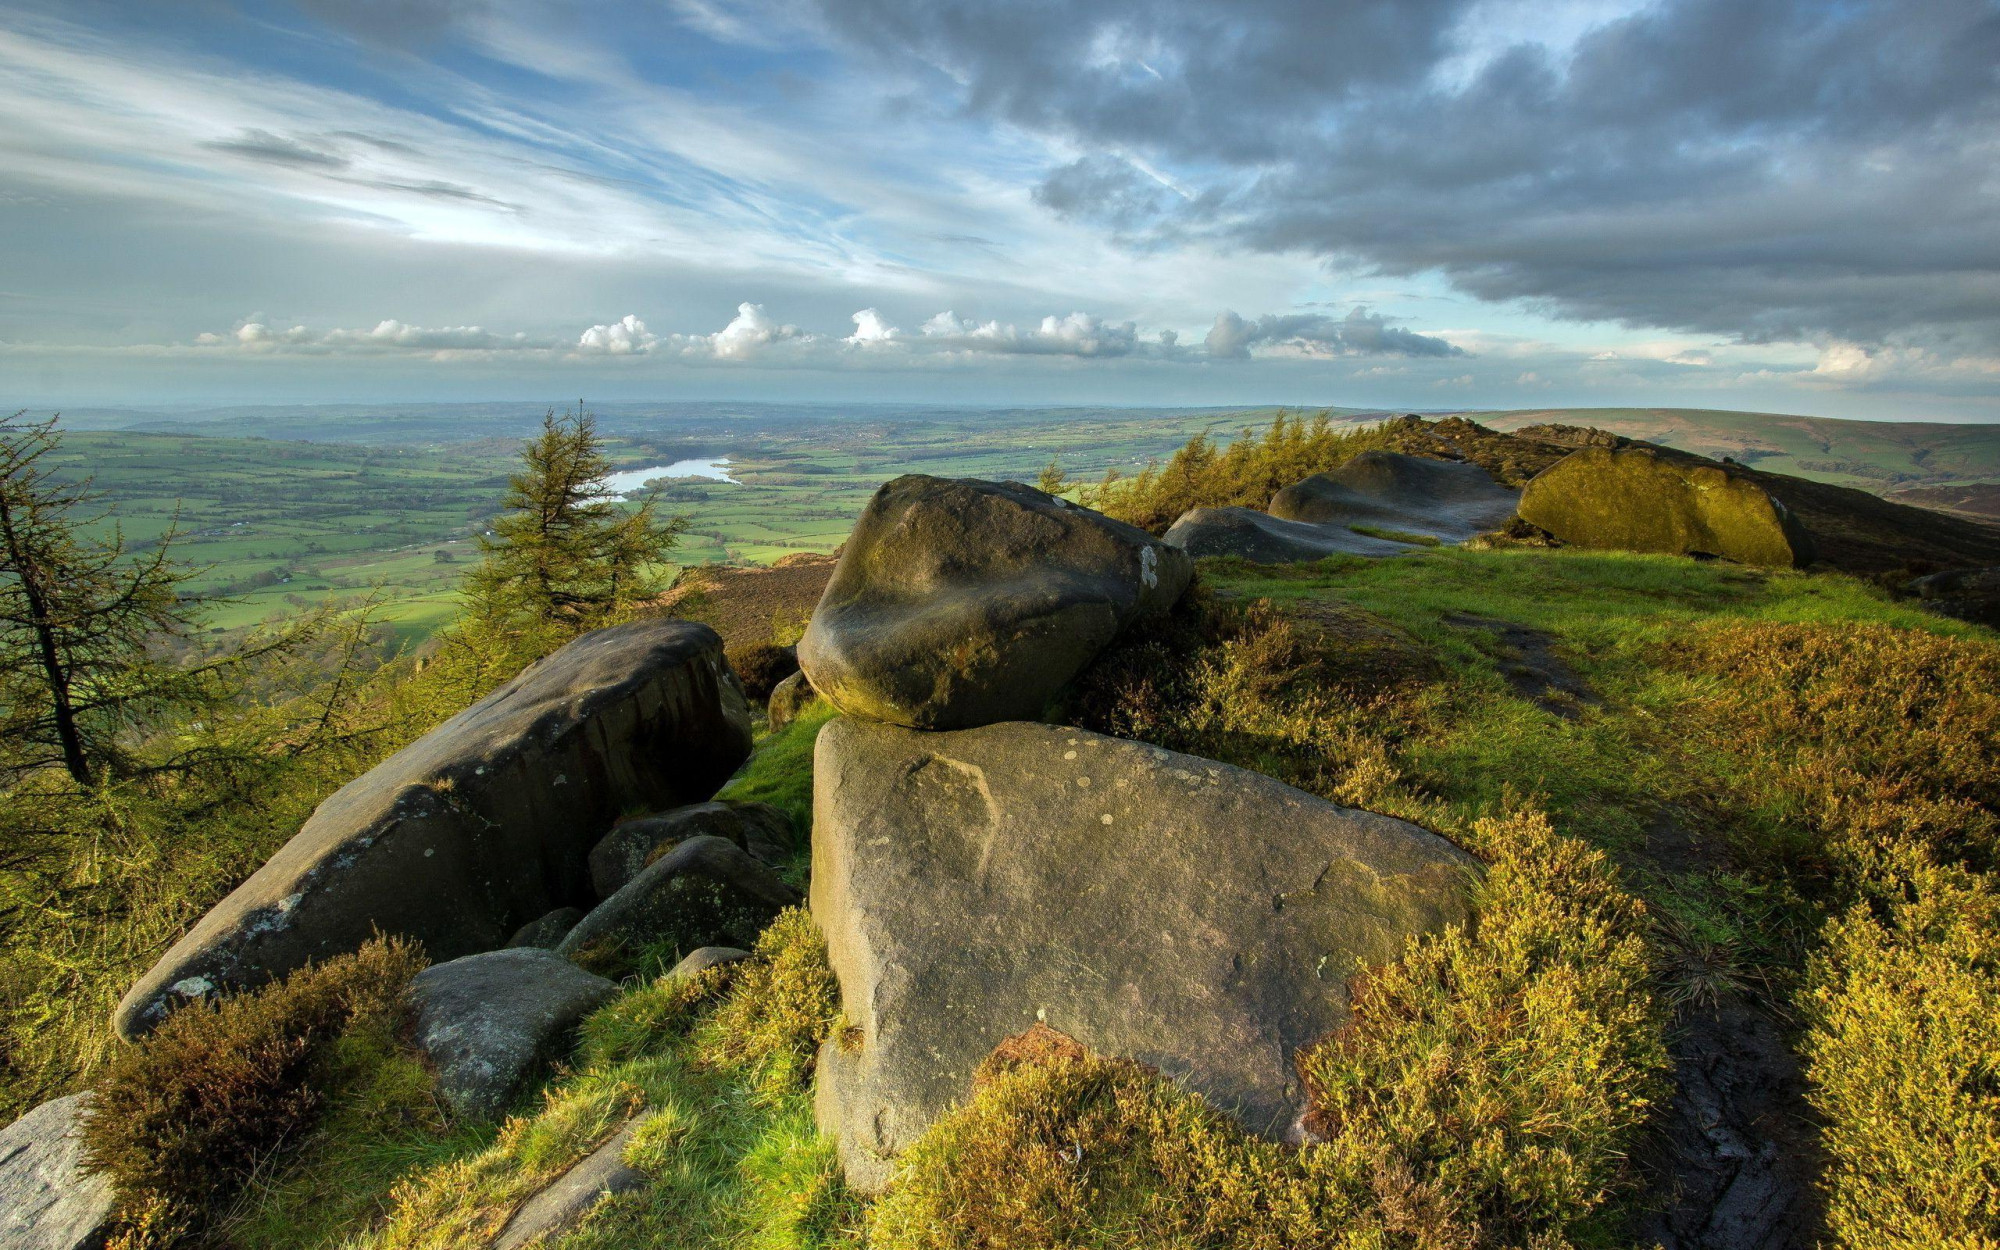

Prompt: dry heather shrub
[
  {"left": 1803, "top": 853, "right": 2000, "bottom": 1249},
  {"left": 870, "top": 813, "right": 1665, "bottom": 1250},
  {"left": 726, "top": 640, "right": 799, "bottom": 703},
  {"left": 82, "top": 937, "right": 425, "bottom": 1242},
  {"left": 1670, "top": 620, "right": 2000, "bottom": 873}
]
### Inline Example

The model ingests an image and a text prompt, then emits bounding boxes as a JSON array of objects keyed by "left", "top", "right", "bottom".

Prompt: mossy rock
[{"left": 1518, "top": 445, "right": 1816, "bottom": 568}]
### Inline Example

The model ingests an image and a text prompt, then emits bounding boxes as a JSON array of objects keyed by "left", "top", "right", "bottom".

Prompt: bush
[
  {"left": 1803, "top": 852, "right": 2000, "bottom": 1248},
  {"left": 698, "top": 906, "right": 841, "bottom": 1097},
  {"left": 727, "top": 641, "right": 800, "bottom": 704},
  {"left": 82, "top": 937, "right": 426, "bottom": 1243},
  {"left": 870, "top": 813, "right": 1666, "bottom": 1249}
]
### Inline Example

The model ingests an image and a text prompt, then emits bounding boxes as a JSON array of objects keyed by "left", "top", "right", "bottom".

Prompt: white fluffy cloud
[{"left": 576, "top": 314, "right": 658, "bottom": 355}]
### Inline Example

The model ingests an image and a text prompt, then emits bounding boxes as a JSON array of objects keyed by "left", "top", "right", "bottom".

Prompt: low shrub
[
  {"left": 698, "top": 906, "right": 842, "bottom": 1097},
  {"left": 728, "top": 641, "right": 800, "bottom": 704},
  {"left": 1803, "top": 852, "right": 2000, "bottom": 1248},
  {"left": 82, "top": 937, "right": 426, "bottom": 1244},
  {"left": 871, "top": 812, "right": 1667, "bottom": 1249}
]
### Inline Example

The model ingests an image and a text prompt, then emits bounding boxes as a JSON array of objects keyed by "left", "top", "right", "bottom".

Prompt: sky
[{"left": 0, "top": 0, "right": 1996, "bottom": 418}]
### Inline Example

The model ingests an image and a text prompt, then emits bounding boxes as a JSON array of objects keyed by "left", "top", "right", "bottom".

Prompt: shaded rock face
[
  {"left": 798, "top": 476, "right": 1192, "bottom": 730},
  {"left": 0, "top": 1093, "right": 114, "bottom": 1250},
  {"left": 556, "top": 836, "right": 800, "bottom": 968},
  {"left": 408, "top": 948, "right": 617, "bottom": 1122},
  {"left": 588, "top": 801, "right": 794, "bottom": 897},
  {"left": 1518, "top": 446, "right": 1816, "bottom": 568},
  {"left": 505, "top": 908, "right": 585, "bottom": 951},
  {"left": 1163, "top": 506, "right": 1420, "bottom": 562},
  {"left": 1267, "top": 451, "right": 1520, "bottom": 542},
  {"left": 810, "top": 716, "right": 1479, "bottom": 1190},
  {"left": 117, "top": 619, "right": 752, "bottom": 1039}
]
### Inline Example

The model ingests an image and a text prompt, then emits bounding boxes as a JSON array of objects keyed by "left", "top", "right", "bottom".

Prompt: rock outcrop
[
  {"left": 1266, "top": 451, "right": 1520, "bottom": 542},
  {"left": 0, "top": 1093, "right": 114, "bottom": 1250},
  {"left": 1909, "top": 565, "right": 2000, "bottom": 627},
  {"left": 556, "top": 836, "right": 799, "bottom": 968},
  {"left": 798, "top": 476, "right": 1191, "bottom": 729},
  {"left": 409, "top": 948, "right": 618, "bottom": 1122},
  {"left": 1517, "top": 446, "right": 1816, "bottom": 568},
  {"left": 810, "top": 716, "right": 1479, "bottom": 1190},
  {"left": 118, "top": 619, "right": 752, "bottom": 1039},
  {"left": 506, "top": 908, "right": 585, "bottom": 951},
  {"left": 1163, "top": 506, "right": 1422, "bottom": 561}
]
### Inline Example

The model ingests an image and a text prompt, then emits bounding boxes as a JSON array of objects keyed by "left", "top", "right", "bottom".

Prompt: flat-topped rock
[
  {"left": 1267, "top": 451, "right": 1520, "bottom": 543},
  {"left": 810, "top": 717, "right": 1479, "bottom": 1190},
  {"left": 1163, "top": 506, "right": 1422, "bottom": 561},
  {"left": 798, "top": 476, "right": 1192, "bottom": 729},
  {"left": 1517, "top": 445, "right": 1815, "bottom": 568},
  {"left": 117, "top": 619, "right": 751, "bottom": 1038}
]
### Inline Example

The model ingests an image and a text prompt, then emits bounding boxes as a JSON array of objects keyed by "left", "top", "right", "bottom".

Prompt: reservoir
[{"left": 604, "top": 457, "right": 736, "bottom": 493}]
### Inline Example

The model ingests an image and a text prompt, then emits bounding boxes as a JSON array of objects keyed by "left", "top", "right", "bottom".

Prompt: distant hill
[{"left": 1467, "top": 407, "right": 2000, "bottom": 495}]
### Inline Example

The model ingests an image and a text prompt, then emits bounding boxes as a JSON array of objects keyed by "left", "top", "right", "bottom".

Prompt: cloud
[
  {"left": 577, "top": 315, "right": 658, "bottom": 355},
  {"left": 813, "top": 0, "right": 2000, "bottom": 360},
  {"left": 846, "top": 307, "right": 901, "bottom": 345},
  {"left": 918, "top": 310, "right": 1144, "bottom": 356},
  {"left": 197, "top": 318, "right": 540, "bottom": 355},
  {"left": 1204, "top": 308, "right": 1463, "bottom": 359},
  {"left": 684, "top": 302, "right": 814, "bottom": 360},
  {"left": 286, "top": 0, "right": 493, "bottom": 47},
  {"left": 203, "top": 129, "right": 352, "bottom": 169}
]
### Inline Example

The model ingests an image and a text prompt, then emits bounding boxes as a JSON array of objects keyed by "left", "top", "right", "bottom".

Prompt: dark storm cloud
[
  {"left": 810, "top": 0, "right": 2000, "bottom": 353},
  {"left": 1205, "top": 308, "right": 1462, "bottom": 359}
]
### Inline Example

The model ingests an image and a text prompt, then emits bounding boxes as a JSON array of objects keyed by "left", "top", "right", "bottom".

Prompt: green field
[
  {"left": 55, "top": 408, "right": 1293, "bottom": 638},
  {"left": 54, "top": 403, "right": 2000, "bottom": 642}
]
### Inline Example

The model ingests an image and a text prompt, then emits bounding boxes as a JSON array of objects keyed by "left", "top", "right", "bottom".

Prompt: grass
[{"left": 1348, "top": 523, "right": 1440, "bottom": 546}]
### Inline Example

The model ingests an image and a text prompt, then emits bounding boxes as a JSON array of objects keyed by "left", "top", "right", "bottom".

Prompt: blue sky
[{"left": 1, "top": 0, "right": 1996, "bottom": 418}]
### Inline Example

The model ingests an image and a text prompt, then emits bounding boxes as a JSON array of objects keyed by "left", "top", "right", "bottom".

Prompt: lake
[{"left": 604, "top": 457, "right": 736, "bottom": 493}]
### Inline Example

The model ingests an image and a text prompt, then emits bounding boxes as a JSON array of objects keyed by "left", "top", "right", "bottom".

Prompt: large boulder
[
  {"left": 117, "top": 619, "right": 752, "bottom": 1039},
  {"left": 556, "top": 836, "right": 800, "bottom": 971},
  {"left": 1517, "top": 445, "right": 1816, "bottom": 568},
  {"left": 1267, "top": 451, "right": 1520, "bottom": 542},
  {"left": 797, "top": 476, "right": 1192, "bottom": 729},
  {"left": 810, "top": 717, "right": 1480, "bottom": 1190},
  {"left": 1163, "top": 506, "right": 1422, "bottom": 561},
  {"left": 588, "top": 801, "right": 794, "bottom": 897},
  {"left": 0, "top": 1093, "right": 114, "bottom": 1250},
  {"left": 1909, "top": 565, "right": 2000, "bottom": 627},
  {"left": 408, "top": 948, "right": 618, "bottom": 1122}
]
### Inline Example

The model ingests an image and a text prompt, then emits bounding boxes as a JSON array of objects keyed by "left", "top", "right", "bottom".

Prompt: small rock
[
  {"left": 489, "top": 1115, "right": 649, "bottom": 1250},
  {"left": 667, "top": 946, "right": 751, "bottom": 980},
  {"left": 766, "top": 669, "right": 819, "bottom": 733},
  {"left": 588, "top": 802, "right": 795, "bottom": 897},
  {"left": 409, "top": 949, "right": 617, "bottom": 1122},
  {"left": 557, "top": 837, "right": 799, "bottom": 971},
  {"left": 506, "top": 908, "right": 585, "bottom": 950},
  {"left": 0, "top": 1093, "right": 114, "bottom": 1250},
  {"left": 798, "top": 475, "right": 1191, "bottom": 730}
]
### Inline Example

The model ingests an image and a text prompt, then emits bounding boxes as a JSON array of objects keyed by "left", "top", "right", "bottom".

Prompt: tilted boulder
[
  {"left": 1267, "top": 450, "right": 1520, "bottom": 543},
  {"left": 587, "top": 801, "right": 794, "bottom": 897},
  {"left": 797, "top": 476, "right": 1192, "bottom": 729},
  {"left": 408, "top": 948, "right": 618, "bottom": 1121},
  {"left": 810, "top": 717, "right": 1480, "bottom": 1190},
  {"left": 556, "top": 836, "right": 799, "bottom": 970},
  {"left": 765, "top": 669, "right": 819, "bottom": 733},
  {"left": 0, "top": 1093, "right": 114, "bottom": 1250},
  {"left": 117, "top": 619, "right": 752, "bottom": 1039},
  {"left": 1163, "top": 506, "right": 1423, "bottom": 561},
  {"left": 1517, "top": 445, "right": 1815, "bottom": 568}
]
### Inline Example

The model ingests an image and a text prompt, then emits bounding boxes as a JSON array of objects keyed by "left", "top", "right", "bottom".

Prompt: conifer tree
[
  {"left": 463, "top": 405, "right": 683, "bottom": 630},
  {"left": 0, "top": 413, "right": 205, "bottom": 784}
]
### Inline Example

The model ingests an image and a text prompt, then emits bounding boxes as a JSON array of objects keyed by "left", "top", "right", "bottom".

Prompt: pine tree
[
  {"left": 463, "top": 405, "right": 683, "bottom": 631},
  {"left": 0, "top": 414, "right": 205, "bottom": 784}
]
